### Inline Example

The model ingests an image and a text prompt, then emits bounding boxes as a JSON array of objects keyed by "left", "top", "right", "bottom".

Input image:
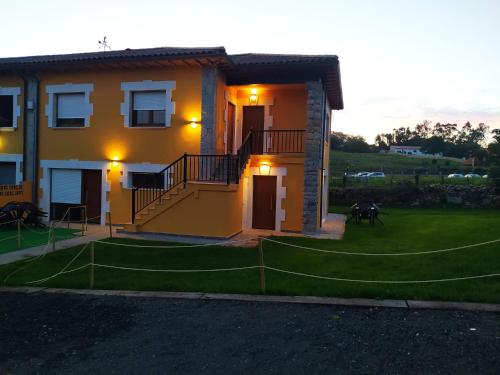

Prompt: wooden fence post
[
  {"left": 258, "top": 238, "right": 266, "bottom": 294},
  {"left": 108, "top": 212, "right": 113, "bottom": 238},
  {"left": 51, "top": 224, "right": 56, "bottom": 252},
  {"left": 90, "top": 242, "right": 95, "bottom": 289},
  {"left": 17, "top": 219, "right": 21, "bottom": 249},
  {"left": 81, "top": 207, "right": 85, "bottom": 236}
]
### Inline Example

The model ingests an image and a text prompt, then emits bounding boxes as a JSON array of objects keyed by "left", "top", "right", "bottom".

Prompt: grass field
[
  {"left": 330, "top": 151, "right": 464, "bottom": 177},
  {"left": 0, "top": 227, "right": 79, "bottom": 254},
  {"left": 1, "top": 207, "right": 499, "bottom": 303}
]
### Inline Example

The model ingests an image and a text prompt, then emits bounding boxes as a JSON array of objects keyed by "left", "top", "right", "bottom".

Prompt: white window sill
[
  {"left": 49, "top": 127, "right": 89, "bottom": 130},
  {"left": 127, "top": 126, "right": 170, "bottom": 129},
  {"left": 0, "top": 127, "right": 16, "bottom": 132}
]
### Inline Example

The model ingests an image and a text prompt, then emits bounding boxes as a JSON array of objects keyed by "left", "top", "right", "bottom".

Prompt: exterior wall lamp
[
  {"left": 249, "top": 88, "right": 259, "bottom": 105},
  {"left": 259, "top": 162, "right": 271, "bottom": 175},
  {"left": 111, "top": 156, "right": 121, "bottom": 168},
  {"left": 189, "top": 117, "right": 201, "bottom": 129}
]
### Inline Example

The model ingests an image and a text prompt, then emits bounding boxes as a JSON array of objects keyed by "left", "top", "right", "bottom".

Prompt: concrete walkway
[
  {"left": 0, "top": 214, "right": 347, "bottom": 265},
  {"left": 116, "top": 213, "right": 347, "bottom": 248}
]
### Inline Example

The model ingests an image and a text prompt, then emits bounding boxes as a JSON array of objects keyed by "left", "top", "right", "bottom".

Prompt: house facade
[{"left": 0, "top": 47, "right": 343, "bottom": 237}]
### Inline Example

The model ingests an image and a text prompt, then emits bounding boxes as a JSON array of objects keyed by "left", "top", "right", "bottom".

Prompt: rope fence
[
  {"left": 261, "top": 237, "right": 500, "bottom": 256},
  {"left": 1, "top": 205, "right": 96, "bottom": 283},
  {"left": 17, "top": 236, "right": 500, "bottom": 291}
]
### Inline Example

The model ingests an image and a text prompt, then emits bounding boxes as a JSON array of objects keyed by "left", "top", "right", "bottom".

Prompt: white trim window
[
  {"left": 120, "top": 80, "right": 175, "bottom": 128},
  {"left": 120, "top": 162, "right": 169, "bottom": 189},
  {"left": 0, "top": 153, "right": 23, "bottom": 184},
  {"left": 0, "top": 86, "right": 21, "bottom": 130},
  {"left": 45, "top": 83, "right": 93, "bottom": 128}
]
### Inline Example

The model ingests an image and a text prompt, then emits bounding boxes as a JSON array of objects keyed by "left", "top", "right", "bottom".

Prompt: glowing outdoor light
[
  {"left": 249, "top": 88, "right": 259, "bottom": 105},
  {"left": 189, "top": 117, "right": 200, "bottom": 129},
  {"left": 259, "top": 162, "right": 271, "bottom": 175}
]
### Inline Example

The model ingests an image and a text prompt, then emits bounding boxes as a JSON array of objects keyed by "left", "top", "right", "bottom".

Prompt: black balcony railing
[
  {"left": 131, "top": 129, "right": 305, "bottom": 222},
  {"left": 251, "top": 129, "right": 305, "bottom": 154}
]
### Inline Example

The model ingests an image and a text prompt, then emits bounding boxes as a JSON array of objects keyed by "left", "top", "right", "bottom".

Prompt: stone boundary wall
[{"left": 331, "top": 185, "right": 500, "bottom": 208}]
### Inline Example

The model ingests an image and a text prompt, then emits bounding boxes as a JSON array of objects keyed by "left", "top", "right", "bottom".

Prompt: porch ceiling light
[
  {"left": 249, "top": 88, "right": 259, "bottom": 105},
  {"left": 259, "top": 162, "right": 271, "bottom": 175}
]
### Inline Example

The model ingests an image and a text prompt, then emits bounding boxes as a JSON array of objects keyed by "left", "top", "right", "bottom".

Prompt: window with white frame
[
  {"left": 130, "top": 172, "right": 165, "bottom": 188},
  {"left": 120, "top": 81, "right": 175, "bottom": 128},
  {"left": 56, "top": 93, "right": 86, "bottom": 127},
  {"left": 45, "top": 83, "right": 93, "bottom": 128},
  {"left": 131, "top": 91, "right": 167, "bottom": 127},
  {"left": 0, "top": 87, "right": 21, "bottom": 129},
  {"left": 0, "top": 96, "right": 14, "bottom": 128}
]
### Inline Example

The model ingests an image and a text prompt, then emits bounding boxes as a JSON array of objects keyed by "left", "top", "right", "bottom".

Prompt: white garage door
[{"left": 51, "top": 169, "right": 82, "bottom": 204}]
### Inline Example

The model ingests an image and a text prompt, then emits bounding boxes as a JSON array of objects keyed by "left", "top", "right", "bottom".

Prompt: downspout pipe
[{"left": 21, "top": 73, "right": 39, "bottom": 205}]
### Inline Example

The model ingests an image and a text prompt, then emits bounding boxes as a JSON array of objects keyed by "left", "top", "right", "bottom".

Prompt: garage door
[
  {"left": 0, "top": 162, "right": 16, "bottom": 185},
  {"left": 51, "top": 169, "right": 82, "bottom": 204}
]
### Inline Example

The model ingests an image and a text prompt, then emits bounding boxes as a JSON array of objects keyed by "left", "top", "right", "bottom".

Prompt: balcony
[{"left": 248, "top": 129, "right": 305, "bottom": 155}]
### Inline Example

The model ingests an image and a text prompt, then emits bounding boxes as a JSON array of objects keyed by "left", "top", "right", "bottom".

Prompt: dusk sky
[{"left": 2, "top": 0, "right": 499, "bottom": 142}]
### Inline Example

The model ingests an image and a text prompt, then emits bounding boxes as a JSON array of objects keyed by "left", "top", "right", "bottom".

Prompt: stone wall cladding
[
  {"left": 201, "top": 66, "right": 217, "bottom": 155},
  {"left": 302, "top": 81, "right": 324, "bottom": 232},
  {"left": 331, "top": 185, "right": 500, "bottom": 208}
]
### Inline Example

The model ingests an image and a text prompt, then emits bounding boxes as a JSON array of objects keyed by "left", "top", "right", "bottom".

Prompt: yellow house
[{"left": 0, "top": 47, "right": 343, "bottom": 237}]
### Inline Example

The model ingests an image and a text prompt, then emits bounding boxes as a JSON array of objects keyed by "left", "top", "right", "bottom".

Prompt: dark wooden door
[
  {"left": 252, "top": 175, "right": 277, "bottom": 230},
  {"left": 227, "top": 102, "right": 236, "bottom": 154},
  {"left": 242, "top": 106, "right": 264, "bottom": 154},
  {"left": 82, "top": 170, "right": 102, "bottom": 224}
]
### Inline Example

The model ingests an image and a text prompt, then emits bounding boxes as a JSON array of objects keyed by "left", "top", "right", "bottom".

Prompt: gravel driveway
[{"left": 1, "top": 291, "right": 499, "bottom": 374}]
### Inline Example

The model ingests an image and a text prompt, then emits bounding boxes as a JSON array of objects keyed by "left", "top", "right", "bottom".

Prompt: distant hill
[{"left": 330, "top": 151, "right": 464, "bottom": 176}]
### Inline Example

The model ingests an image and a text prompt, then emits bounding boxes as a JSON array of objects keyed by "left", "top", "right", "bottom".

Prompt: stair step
[{"left": 123, "top": 223, "right": 140, "bottom": 233}]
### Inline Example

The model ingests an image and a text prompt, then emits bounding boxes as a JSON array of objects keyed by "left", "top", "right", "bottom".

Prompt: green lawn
[
  {"left": 0, "top": 227, "right": 79, "bottom": 254},
  {"left": 1, "top": 207, "right": 499, "bottom": 303}
]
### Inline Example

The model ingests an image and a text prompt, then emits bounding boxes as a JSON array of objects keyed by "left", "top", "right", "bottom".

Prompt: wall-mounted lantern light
[
  {"left": 259, "top": 162, "right": 271, "bottom": 175},
  {"left": 111, "top": 156, "right": 120, "bottom": 168},
  {"left": 189, "top": 117, "right": 201, "bottom": 129},
  {"left": 249, "top": 88, "right": 259, "bottom": 105}
]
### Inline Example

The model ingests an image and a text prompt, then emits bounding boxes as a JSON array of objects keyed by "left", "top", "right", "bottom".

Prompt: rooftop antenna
[{"left": 98, "top": 36, "right": 111, "bottom": 51}]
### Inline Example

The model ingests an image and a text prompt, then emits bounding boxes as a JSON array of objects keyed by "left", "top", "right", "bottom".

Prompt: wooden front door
[
  {"left": 252, "top": 175, "right": 277, "bottom": 230},
  {"left": 242, "top": 106, "right": 264, "bottom": 154},
  {"left": 82, "top": 170, "right": 102, "bottom": 224},
  {"left": 227, "top": 102, "right": 236, "bottom": 154}
]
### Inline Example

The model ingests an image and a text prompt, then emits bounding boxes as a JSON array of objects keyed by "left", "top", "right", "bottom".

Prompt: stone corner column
[
  {"left": 302, "top": 80, "right": 323, "bottom": 233},
  {"left": 201, "top": 66, "right": 218, "bottom": 155}
]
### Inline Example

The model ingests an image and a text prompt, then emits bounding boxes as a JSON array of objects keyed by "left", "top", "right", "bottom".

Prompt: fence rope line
[
  {"left": 3, "top": 208, "right": 74, "bottom": 284},
  {"left": 24, "top": 263, "right": 91, "bottom": 285},
  {"left": 20, "top": 222, "right": 52, "bottom": 235},
  {"left": 262, "top": 237, "right": 500, "bottom": 256},
  {"left": 0, "top": 219, "right": 21, "bottom": 227},
  {"left": 25, "top": 243, "right": 89, "bottom": 285},
  {"left": 93, "top": 263, "right": 261, "bottom": 273},
  {"left": 94, "top": 237, "right": 257, "bottom": 249},
  {"left": 264, "top": 266, "right": 500, "bottom": 284},
  {"left": 0, "top": 235, "right": 18, "bottom": 243}
]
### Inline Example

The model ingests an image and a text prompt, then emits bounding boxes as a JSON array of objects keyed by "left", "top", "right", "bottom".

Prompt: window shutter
[
  {"left": 57, "top": 93, "right": 85, "bottom": 119},
  {"left": 51, "top": 169, "right": 82, "bottom": 204},
  {"left": 133, "top": 91, "right": 166, "bottom": 111}
]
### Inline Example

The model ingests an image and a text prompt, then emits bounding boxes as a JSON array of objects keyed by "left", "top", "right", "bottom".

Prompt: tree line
[
  {"left": 332, "top": 121, "right": 499, "bottom": 162},
  {"left": 331, "top": 121, "right": 500, "bottom": 187}
]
